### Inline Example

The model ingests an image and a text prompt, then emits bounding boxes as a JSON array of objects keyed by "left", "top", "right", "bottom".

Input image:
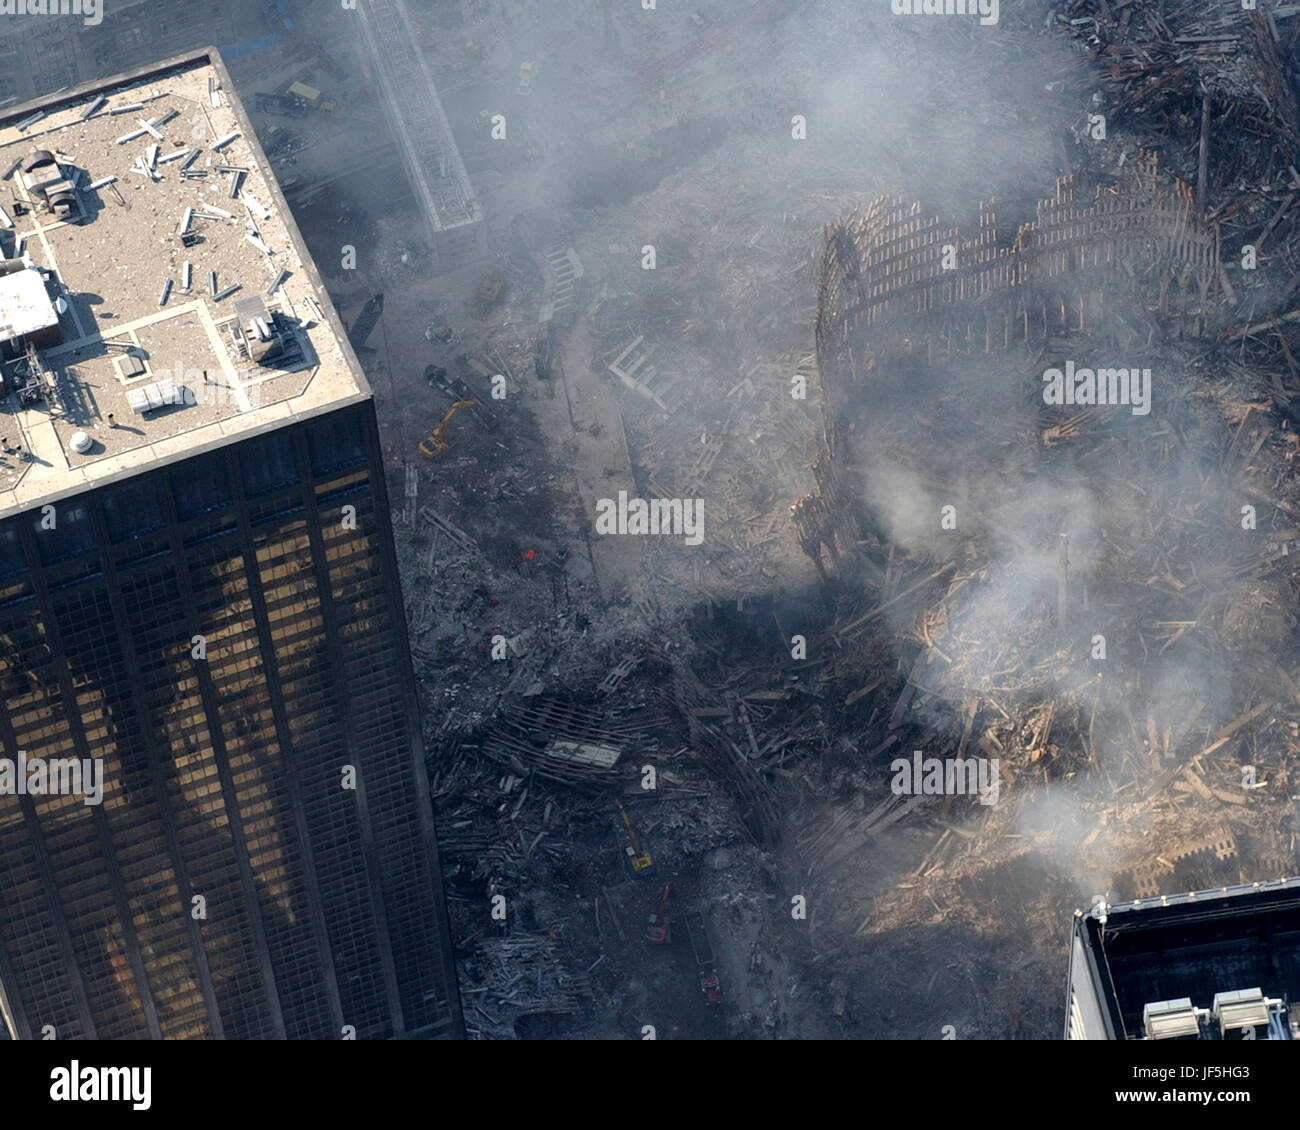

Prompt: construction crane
[
  {"left": 613, "top": 798, "right": 653, "bottom": 875},
  {"left": 646, "top": 880, "right": 672, "bottom": 943},
  {"left": 418, "top": 399, "right": 477, "bottom": 459}
]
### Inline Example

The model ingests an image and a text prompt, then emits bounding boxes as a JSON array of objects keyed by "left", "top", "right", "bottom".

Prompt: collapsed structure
[
  {"left": 397, "top": 0, "right": 1300, "bottom": 1038},
  {"left": 794, "top": 151, "right": 1300, "bottom": 903},
  {"left": 355, "top": 0, "right": 486, "bottom": 273},
  {"left": 805, "top": 153, "right": 1222, "bottom": 575},
  {"left": 4, "top": 0, "right": 1296, "bottom": 1043}
]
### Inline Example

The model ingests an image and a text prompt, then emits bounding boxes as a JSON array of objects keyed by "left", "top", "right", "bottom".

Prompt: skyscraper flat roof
[{"left": 0, "top": 49, "right": 369, "bottom": 521}]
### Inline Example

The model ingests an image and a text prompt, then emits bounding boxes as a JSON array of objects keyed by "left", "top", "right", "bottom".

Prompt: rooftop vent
[
  {"left": 232, "top": 295, "right": 300, "bottom": 367},
  {"left": 68, "top": 431, "right": 92, "bottom": 454},
  {"left": 42, "top": 182, "right": 77, "bottom": 218}
]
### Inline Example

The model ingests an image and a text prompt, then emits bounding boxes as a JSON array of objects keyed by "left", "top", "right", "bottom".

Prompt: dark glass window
[
  {"left": 171, "top": 452, "right": 232, "bottom": 520},
  {"left": 102, "top": 478, "right": 166, "bottom": 543},
  {"left": 306, "top": 410, "right": 366, "bottom": 478},
  {"left": 0, "top": 442, "right": 460, "bottom": 1040},
  {"left": 33, "top": 502, "right": 95, "bottom": 565},
  {"left": 0, "top": 522, "right": 26, "bottom": 579},
  {"left": 239, "top": 432, "right": 300, "bottom": 498}
]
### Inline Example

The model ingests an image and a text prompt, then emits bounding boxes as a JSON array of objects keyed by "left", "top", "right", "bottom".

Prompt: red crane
[{"left": 645, "top": 881, "right": 672, "bottom": 944}]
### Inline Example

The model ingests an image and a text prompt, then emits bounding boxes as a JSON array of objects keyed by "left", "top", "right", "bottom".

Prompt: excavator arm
[
  {"left": 613, "top": 798, "right": 653, "bottom": 874},
  {"left": 419, "top": 399, "right": 478, "bottom": 459}
]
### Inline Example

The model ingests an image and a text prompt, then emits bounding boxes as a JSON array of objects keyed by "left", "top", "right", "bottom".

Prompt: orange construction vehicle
[{"left": 646, "top": 881, "right": 672, "bottom": 943}]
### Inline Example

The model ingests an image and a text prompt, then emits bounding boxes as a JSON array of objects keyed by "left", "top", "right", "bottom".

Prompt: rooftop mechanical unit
[
  {"left": 126, "top": 377, "right": 187, "bottom": 415},
  {"left": 1212, "top": 988, "right": 1281, "bottom": 1039},
  {"left": 231, "top": 295, "right": 302, "bottom": 368},
  {"left": 1142, "top": 998, "right": 1204, "bottom": 1041},
  {"left": 20, "top": 150, "right": 78, "bottom": 219}
]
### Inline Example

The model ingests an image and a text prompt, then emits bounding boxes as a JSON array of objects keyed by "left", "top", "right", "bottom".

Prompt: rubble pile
[
  {"left": 335, "top": 0, "right": 1300, "bottom": 1037},
  {"left": 752, "top": 3, "right": 1300, "bottom": 1035}
]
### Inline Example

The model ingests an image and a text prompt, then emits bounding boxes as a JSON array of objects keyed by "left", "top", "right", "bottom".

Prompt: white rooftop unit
[
  {"left": 125, "top": 378, "right": 186, "bottom": 415},
  {"left": 1212, "top": 988, "right": 1272, "bottom": 1036},
  {"left": 1142, "top": 998, "right": 1202, "bottom": 1040}
]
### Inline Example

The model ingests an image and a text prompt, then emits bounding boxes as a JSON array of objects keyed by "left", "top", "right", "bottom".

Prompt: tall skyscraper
[{"left": 0, "top": 51, "right": 462, "bottom": 1039}]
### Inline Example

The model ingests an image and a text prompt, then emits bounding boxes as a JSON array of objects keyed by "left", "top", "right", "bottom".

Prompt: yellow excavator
[
  {"left": 613, "top": 798, "right": 653, "bottom": 874},
  {"left": 419, "top": 399, "right": 478, "bottom": 459}
]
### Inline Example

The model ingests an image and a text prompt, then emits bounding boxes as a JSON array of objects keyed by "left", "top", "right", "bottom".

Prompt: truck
[
  {"left": 683, "top": 912, "right": 722, "bottom": 1006},
  {"left": 287, "top": 82, "right": 323, "bottom": 109}
]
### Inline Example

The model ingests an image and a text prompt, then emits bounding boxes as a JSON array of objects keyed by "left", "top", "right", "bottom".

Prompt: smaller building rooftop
[{"left": 1069, "top": 878, "right": 1300, "bottom": 1039}]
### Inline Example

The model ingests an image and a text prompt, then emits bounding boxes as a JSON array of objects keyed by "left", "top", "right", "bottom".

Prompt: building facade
[
  {"left": 0, "top": 1, "right": 248, "bottom": 107},
  {"left": 0, "top": 404, "right": 462, "bottom": 1040}
]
